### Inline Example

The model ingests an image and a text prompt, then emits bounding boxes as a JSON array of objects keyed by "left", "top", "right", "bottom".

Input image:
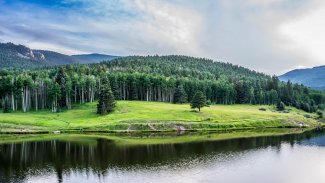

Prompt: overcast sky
[{"left": 1, "top": 0, "right": 325, "bottom": 75}]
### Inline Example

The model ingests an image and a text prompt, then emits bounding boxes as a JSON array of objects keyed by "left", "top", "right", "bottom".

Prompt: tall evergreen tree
[
  {"left": 190, "top": 91, "right": 206, "bottom": 111},
  {"left": 3, "top": 95, "right": 10, "bottom": 113},
  {"left": 97, "top": 77, "right": 116, "bottom": 115},
  {"left": 55, "top": 67, "right": 67, "bottom": 109},
  {"left": 130, "top": 80, "right": 138, "bottom": 100},
  {"left": 110, "top": 77, "right": 121, "bottom": 100},
  {"left": 173, "top": 85, "right": 187, "bottom": 104}
]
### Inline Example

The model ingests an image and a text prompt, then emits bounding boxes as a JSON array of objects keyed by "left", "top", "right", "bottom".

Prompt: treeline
[{"left": 0, "top": 55, "right": 324, "bottom": 113}]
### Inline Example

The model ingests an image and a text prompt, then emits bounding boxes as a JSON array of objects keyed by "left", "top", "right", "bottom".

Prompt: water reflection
[{"left": 0, "top": 129, "right": 325, "bottom": 183}]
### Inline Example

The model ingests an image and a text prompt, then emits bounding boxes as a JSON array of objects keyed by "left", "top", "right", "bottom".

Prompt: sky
[{"left": 0, "top": 0, "right": 325, "bottom": 75}]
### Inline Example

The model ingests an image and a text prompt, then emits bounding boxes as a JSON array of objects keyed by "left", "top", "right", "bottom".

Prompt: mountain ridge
[
  {"left": 279, "top": 65, "right": 325, "bottom": 91},
  {"left": 0, "top": 42, "right": 119, "bottom": 68}
]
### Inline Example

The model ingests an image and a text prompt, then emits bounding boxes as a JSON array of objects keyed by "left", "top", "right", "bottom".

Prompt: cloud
[
  {"left": 280, "top": 3, "right": 325, "bottom": 69},
  {"left": 0, "top": 0, "right": 325, "bottom": 74},
  {"left": 167, "top": 0, "right": 325, "bottom": 74}
]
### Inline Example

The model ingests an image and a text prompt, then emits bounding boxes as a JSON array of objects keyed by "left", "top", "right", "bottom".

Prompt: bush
[
  {"left": 317, "top": 110, "right": 324, "bottom": 118},
  {"left": 2, "top": 97, "right": 10, "bottom": 113},
  {"left": 318, "top": 104, "right": 325, "bottom": 111},
  {"left": 206, "top": 99, "right": 211, "bottom": 106},
  {"left": 259, "top": 108, "right": 267, "bottom": 111},
  {"left": 304, "top": 114, "right": 312, "bottom": 119},
  {"left": 276, "top": 101, "right": 285, "bottom": 111}
]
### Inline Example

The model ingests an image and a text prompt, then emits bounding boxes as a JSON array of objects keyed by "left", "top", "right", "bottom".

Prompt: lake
[{"left": 1, "top": 129, "right": 325, "bottom": 183}]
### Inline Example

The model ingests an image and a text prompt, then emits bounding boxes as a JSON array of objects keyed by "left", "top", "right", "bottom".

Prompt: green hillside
[
  {"left": 1, "top": 55, "right": 325, "bottom": 116},
  {"left": 0, "top": 42, "right": 119, "bottom": 68}
]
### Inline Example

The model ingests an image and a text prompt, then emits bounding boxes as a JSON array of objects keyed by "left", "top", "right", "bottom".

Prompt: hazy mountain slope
[
  {"left": 0, "top": 42, "right": 50, "bottom": 68},
  {"left": 72, "top": 54, "right": 119, "bottom": 64},
  {"left": 35, "top": 50, "right": 81, "bottom": 65},
  {"left": 0, "top": 42, "right": 119, "bottom": 68},
  {"left": 279, "top": 66, "right": 325, "bottom": 90}
]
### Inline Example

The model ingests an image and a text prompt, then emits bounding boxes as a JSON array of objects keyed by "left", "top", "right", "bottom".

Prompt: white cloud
[
  {"left": 128, "top": 0, "right": 203, "bottom": 55},
  {"left": 280, "top": 4, "right": 325, "bottom": 68}
]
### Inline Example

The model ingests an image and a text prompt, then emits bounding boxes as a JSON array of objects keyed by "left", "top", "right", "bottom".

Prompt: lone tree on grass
[
  {"left": 190, "top": 91, "right": 206, "bottom": 112},
  {"left": 97, "top": 77, "right": 116, "bottom": 115}
]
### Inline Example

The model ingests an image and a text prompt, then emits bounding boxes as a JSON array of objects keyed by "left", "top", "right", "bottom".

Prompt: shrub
[
  {"left": 206, "top": 100, "right": 212, "bottom": 106},
  {"left": 276, "top": 101, "right": 285, "bottom": 111},
  {"left": 317, "top": 110, "right": 324, "bottom": 118},
  {"left": 318, "top": 104, "right": 325, "bottom": 111},
  {"left": 259, "top": 108, "right": 267, "bottom": 111},
  {"left": 304, "top": 114, "right": 312, "bottom": 119}
]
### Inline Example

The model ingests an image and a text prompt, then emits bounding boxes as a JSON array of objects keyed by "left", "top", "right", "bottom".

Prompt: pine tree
[
  {"left": 106, "top": 81, "right": 116, "bottom": 113},
  {"left": 55, "top": 67, "right": 67, "bottom": 109},
  {"left": 97, "top": 94, "right": 107, "bottom": 115},
  {"left": 130, "top": 80, "right": 138, "bottom": 100},
  {"left": 111, "top": 77, "right": 121, "bottom": 100},
  {"left": 173, "top": 85, "right": 187, "bottom": 104},
  {"left": 3, "top": 95, "right": 10, "bottom": 113},
  {"left": 190, "top": 91, "right": 206, "bottom": 111},
  {"left": 97, "top": 77, "right": 116, "bottom": 115}
]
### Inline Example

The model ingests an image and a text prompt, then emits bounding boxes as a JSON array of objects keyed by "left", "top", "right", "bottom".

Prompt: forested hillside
[
  {"left": 0, "top": 55, "right": 324, "bottom": 113},
  {"left": 0, "top": 42, "right": 118, "bottom": 68},
  {"left": 0, "top": 43, "right": 50, "bottom": 68}
]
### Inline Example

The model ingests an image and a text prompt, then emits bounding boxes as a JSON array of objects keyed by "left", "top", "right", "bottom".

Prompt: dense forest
[{"left": 0, "top": 55, "right": 324, "bottom": 113}]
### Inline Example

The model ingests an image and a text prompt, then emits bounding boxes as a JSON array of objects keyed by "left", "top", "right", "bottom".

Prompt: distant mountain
[
  {"left": 0, "top": 42, "right": 119, "bottom": 68},
  {"left": 72, "top": 54, "right": 119, "bottom": 64},
  {"left": 279, "top": 65, "right": 325, "bottom": 91},
  {"left": 0, "top": 42, "right": 50, "bottom": 68},
  {"left": 35, "top": 50, "right": 82, "bottom": 65}
]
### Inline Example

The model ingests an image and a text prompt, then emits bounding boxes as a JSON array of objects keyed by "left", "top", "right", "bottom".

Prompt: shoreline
[
  {"left": 0, "top": 123, "right": 322, "bottom": 135},
  {"left": 0, "top": 127, "right": 322, "bottom": 145}
]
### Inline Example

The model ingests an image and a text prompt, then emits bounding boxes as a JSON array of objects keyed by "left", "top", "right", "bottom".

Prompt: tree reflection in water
[{"left": 0, "top": 129, "right": 324, "bottom": 183}]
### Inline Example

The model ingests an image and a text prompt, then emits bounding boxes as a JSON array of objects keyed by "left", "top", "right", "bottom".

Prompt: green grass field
[{"left": 0, "top": 101, "right": 322, "bottom": 133}]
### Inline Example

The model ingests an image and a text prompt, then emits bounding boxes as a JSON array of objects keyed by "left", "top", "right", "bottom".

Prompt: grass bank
[
  {"left": 0, "top": 101, "right": 322, "bottom": 133},
  {"left": 0, "top": 128, "right": 317, "bottom": 146}
]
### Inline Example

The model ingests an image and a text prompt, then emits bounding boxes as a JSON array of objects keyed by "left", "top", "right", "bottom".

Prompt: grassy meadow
[{"left": 0, "top": 101, "right": 322, "bottom": 133}]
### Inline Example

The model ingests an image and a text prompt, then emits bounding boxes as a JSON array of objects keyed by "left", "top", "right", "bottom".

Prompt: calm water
[{"left": 1, "top": 130, "right": 325, "bottom": 183}]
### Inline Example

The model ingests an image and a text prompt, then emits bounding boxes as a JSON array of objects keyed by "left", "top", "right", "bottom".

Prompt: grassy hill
[{"left": 0, "top": 101, "right": 321, "bottom": 133}]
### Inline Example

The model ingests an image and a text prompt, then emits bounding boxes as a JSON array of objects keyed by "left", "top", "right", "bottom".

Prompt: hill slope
[
  {"left": 279, "top": 66, "right": 325, "bottom": 91},
  {"left": 0, "top": 42, "right": 50, "bottom": 68},
  {"left": 72, "top": 54, "right": 119, "bottom": 64},
  {"left": 104, "top": 55, "right": 269, "bottom": 80},
  {"left": 0, "top": 42, "right": 118, "bottom": 68},
  {"left": 0, "top": 55, "right": 324, "bottom": 116}
]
